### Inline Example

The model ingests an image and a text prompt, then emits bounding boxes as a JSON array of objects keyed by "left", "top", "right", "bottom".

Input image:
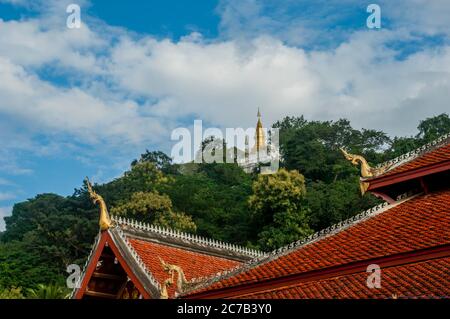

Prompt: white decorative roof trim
[
  {"left": 110, "top": 215, "right": 264, "bottom": 258},
  {"left": 374, "top": 132, "right": 450, "bottom": 172}
]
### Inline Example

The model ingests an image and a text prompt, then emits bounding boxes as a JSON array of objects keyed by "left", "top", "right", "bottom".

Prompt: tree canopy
[{"left": 249, "top": 169, "right": 312, "bottom": 250}]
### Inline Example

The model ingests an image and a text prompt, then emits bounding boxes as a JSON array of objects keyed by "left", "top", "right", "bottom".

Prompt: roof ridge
[
  {"left": 180, "top": 191, "right": 418, "bottom": 296},
  {"left": 110, "top": 215, "right": 264, "bottom": 258},
  {"left": 374, "top": 132, "right": 450, "bottom": 171},
  {"left": 113, "top": 227, "right": 162, "bottom": 292}
]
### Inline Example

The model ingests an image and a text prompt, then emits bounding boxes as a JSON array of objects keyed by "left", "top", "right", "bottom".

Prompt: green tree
[
  {"left": 385, "top": 136, "right": 419, "bottom": 159},
  {"left": 274, "top": 117, "right": 389, "bottom": 183},
  {"left": 272, "top": 116, "right": 387, "bottom": 232},
  {"left": 0, "top": 239, "right": 65, "bottom": 289},
  {"left": 111, "top": 191, "right": 196, "bottom": 233},
  {"left": 416, "top": 113, "right": 450, "bottom": 142},
  {"left": 131, "top": 150, "right": 178, "bottom": 174},
  {"left": 384, "top": 113, "right": 450, "bottom": 159},
  {"left": 249, "top": 169, "right": 312, "bottom": 250},
  {"left": 27, "top": 283, "right": 69, "bottom": 299},
  {"left": 161, "top": 163, "right": 255, "bottom": 245},
  {"left": 196, "top": 136, "right": 231, "bottom": 163},
  {"left": 96, "top": 161, "right": 168, "bottom": 206},
  {"left": 306, "top": 178, "right": 380, "bottom": 230},
  {"left": 1, "top": 193, "right": 98, "bottom": 289},
  {"left": 0, "top": 287, "right": 24, "bottom": 299}
]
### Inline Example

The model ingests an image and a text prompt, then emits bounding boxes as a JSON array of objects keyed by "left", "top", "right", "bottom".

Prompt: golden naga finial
[
  {"left": 340, "top": 148, "right": 391, "bottom": 195},
  {"left": 340, "top": 148, "right": 375, "bottom": 178},
  {"left": 85, "top": 177, "right": 113, "bottom": 231},
  {"left": 160, "top": 277, "right": 171, "bottom": 299},
  {"left": 159, "top": 257, "right": 196, "bottom": 298}
]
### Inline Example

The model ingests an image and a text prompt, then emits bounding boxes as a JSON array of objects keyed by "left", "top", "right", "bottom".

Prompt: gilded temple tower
[{"left": 254, "top": 108, "right": 266, "bottom": 154}]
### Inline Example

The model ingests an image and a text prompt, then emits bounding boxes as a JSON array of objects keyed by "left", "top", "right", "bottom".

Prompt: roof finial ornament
[
  {"left": 257, "top": 107, "right": 261, "bottom": 118},
  {"left": 339, "top": 148, "right": 391, "bottom": 194},
  {"left": 340, "top": 148, "right": 391, "bottom": 177},
  {"left": 340, "top": 148, "right": 375, "bottom": 178},
  {"left": 85, "top": 177, "right": 113, "bottom": 231},
  {"left": 159, "top": 257, "right": 203, "bottom": 298}
]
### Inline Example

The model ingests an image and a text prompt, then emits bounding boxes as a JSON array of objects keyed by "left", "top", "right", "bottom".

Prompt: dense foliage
[
  {"left": 0, "top": 113, "right": 448, "bottom": 297},
  {"left": 249, "top": 169, "right": 312, "bottom": 250}
]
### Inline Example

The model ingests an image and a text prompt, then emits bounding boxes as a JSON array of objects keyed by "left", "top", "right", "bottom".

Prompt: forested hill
[{"left": 0, "top": 113, "right": 449, "bottom": 298}]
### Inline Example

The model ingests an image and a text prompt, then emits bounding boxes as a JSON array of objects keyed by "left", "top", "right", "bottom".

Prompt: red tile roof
[
  {"left": 128, "top": 238, "right": 241, "bottom": 298},
  {"left": 185, "top": 189, "right": 450, "bottom": 297},
  {"left": 371, "top": 140, "right": 450, "bottom": 179},
  {"left": 235, "top": 257, "right": 450, "bottom": 299}
]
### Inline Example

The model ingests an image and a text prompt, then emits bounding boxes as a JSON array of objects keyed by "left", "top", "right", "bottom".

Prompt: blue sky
[
  {"left": 88, "top": 0, "right": 221, "bottom": 39},
  {"left": 0, "top": 0, "right": 449, "bottom": 230}
]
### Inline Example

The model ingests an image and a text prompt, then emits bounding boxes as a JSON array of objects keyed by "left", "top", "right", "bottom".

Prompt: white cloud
[
  {"left": 108, "top": 30, "right": 450, "bottom": 136},
  {"left": 0, "top": 55, "right": 169, "bottom": 145},
  {"left": 382, "top": 0, "right": 450, "bottom": 37},
  {"left": 1, "top": 0, "right": 91, "bottom": 16},
  {"left": 0, "top": 0, "right": 448, "bottom": 180},
  {"left": 0, "top": 0, "right": 28, "bottom": 5},
  {"left": 0, "top": 19, "right": 107, "bottom": 73},
  {"left": 216, "top": 0, "right": 358, "bottom": 47},
  {"left": 0, "top": 178, "right": 12, "bottom": 185},
  {"left": 0, "top": 192, "right": 16, "bottom": 201},
  {"left": 217, "top": 0, "right": 450, "bottom": 45}
]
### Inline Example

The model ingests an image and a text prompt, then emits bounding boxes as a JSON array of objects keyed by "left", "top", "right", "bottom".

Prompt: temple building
[
  {"left": 72, "top": 133, "right": 450, "bottom": 299},
  {"left": 70, "top": 207, "right": 262, "bottom": 299},
  {"left": 237, "top": 109, "right": 280, "bottom": 173}
]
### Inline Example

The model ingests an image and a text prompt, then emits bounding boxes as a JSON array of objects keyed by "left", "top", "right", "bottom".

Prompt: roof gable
[
  {"left": 72, "top": 216, "right": 264, "bottom": 299},
  {"left": 71, "top": 230, "right": 161, "bottom": 299}
]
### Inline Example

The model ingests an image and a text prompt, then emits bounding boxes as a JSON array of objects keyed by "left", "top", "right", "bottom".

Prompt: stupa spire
[{"left": 255, "top": 108, "right": 265, "bottom": 152}]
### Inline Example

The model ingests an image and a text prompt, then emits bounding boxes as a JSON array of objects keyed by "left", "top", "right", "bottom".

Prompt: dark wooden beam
[
  {"left": 370, "top": 191, "right": 396, "bottom": 204},
  {"left": 84, "top": 290, "right": 117, "bottom": 299},
  {"left": 92, "top": 272, "right": 123, "bottom": 281},
  {"left": 100, "top": 254, "right": 116, "bottom": 259},
  {"left": 367, "top": 160, "right": 450, "bottom": 191},
  {"left": 419, "top": 177, "right": 429, "bottom": 194}
]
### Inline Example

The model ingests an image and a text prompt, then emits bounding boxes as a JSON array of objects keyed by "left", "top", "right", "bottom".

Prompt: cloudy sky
[{"left": 0, "top": 0, "right": 449, "bottom": 230}]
